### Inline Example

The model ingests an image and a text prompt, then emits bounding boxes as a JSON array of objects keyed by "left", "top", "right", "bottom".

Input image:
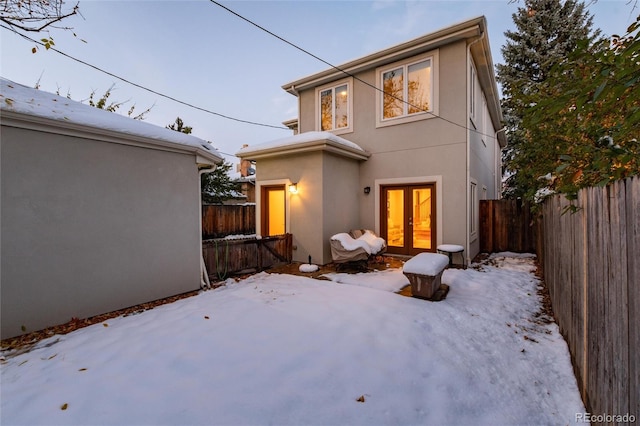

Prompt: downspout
[
  {"left": 199, "top": 166, "right": 217, "bottom": 290},
  {"left": 494, "top": 127, "right": 507, "bottom": 199},
  {"left": 466, "top": 31, "right": 485, "bottom": 265}
]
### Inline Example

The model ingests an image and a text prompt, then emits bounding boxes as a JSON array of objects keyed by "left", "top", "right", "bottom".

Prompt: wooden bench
[{"left": 402, "top": 253, "right": 450, "bottom": 300}]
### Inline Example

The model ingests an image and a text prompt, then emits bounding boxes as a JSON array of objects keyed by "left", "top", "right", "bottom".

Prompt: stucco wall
[
  {"left": 295, "top": 41, "right": 470, "bottom": 251},
  {"left": 255, "top": 151, "right": 360, "bottom": 265},
  {"left": 1, "top": 127, "right": 202, "bottom": 339}
]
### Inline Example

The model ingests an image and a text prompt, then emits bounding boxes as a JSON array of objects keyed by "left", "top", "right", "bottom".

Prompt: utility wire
[
  {"left": 0, "top": 24, "right": 289, "bottom": 131},
  {"left": 210, "top": 0, "right": 502, "bottom": 141}
]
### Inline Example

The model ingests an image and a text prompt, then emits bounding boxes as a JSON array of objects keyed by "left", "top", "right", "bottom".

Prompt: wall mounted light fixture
[
  {"left": 289, "top": 183, "right": 298, "bottom": 194},
  {"left": 364, "top": 186, "right": 371, "bottom": 195}
]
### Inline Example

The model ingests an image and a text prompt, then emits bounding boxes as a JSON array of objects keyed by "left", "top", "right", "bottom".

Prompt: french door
[{"left": 381, "top": 184, "right": 436, "bottom": 255}]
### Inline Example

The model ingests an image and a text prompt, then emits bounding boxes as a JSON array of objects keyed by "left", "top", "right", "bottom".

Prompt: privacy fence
[
  {"left": 202, "top": 234, "right": 292, "bottom": 282},
  {"left": 538, "top": 177, "right": 639, "bottom": 423},
  {"left": 202, "top": 204, "right": 255, "bottom": 239},
  {"left": 201, "top": 204, "right": 292, "bottom": 281},
  {"left": 479, "top": 199, "right": 536, "bottom": 253}
]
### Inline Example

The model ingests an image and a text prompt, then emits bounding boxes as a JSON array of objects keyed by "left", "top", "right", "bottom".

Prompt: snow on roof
[
  {"left": 236, "top": 131, "right": 368, "bottom": 160},
  {"left": 0, "top": 78, "right": 223, "bottom": 163}
]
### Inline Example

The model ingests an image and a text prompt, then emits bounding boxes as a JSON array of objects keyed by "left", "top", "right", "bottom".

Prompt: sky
[
  {"left": 1, "top": 0, "right": 636, "bottom": 165},
  {"left": 1, "top": 253, "right": 588, "bottom": 425}
]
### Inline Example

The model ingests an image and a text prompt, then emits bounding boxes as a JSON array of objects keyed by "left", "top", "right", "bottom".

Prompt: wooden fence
[
  {"left": 479, "top": 199, "right": 536, "bottom": 253},
  {"left": 538, "top": 176, "right": 639, "bottom": 423},
  {"left": 202, "top": 204, "right": 255, "bottom": 239},
  {"left": 202, "top": 234, "right": 292, "bottom": 281}
]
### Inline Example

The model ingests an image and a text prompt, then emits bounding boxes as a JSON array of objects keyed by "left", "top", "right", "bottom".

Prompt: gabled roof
[
  {"left": 282, "top": 16, "right": 506, "bottom": 148},
  {"left": 0, "top": 78, "right": 223, "bottom": 165},
  {"left": 236, "top": 131, "right": 370, "bottom": 161}
]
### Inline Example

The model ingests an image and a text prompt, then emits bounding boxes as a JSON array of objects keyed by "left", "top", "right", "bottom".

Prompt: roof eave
[
  {"left": 282, "top": 16, "right": 485, "bottom": 95},
  {"left": 1, "top": 109, "right": 224, "bottom": 165},
  {"left": 237, "top": 139, "right": 370, "bottom": 162}
]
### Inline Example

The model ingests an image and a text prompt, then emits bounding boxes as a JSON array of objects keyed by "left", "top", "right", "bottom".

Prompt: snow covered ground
[{"left": 0, "top": 253, "right": 586, "bottom": 425}]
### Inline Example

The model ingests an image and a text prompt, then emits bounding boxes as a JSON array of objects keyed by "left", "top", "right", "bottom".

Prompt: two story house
[{"left": 237, "top": 16, "right": 506, "bottom": 265}]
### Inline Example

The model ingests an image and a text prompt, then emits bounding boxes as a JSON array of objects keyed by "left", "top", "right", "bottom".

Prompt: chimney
[{"left": 240, "top": 144, "right": 251, "bottom": 177}]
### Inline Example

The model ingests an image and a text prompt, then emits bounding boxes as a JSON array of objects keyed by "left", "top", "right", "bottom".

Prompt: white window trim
[
  {"left": 373, "top": 175, "right": 443, "bottom": 247},
  {"left": 315, "top": 77, "right": 353, "bottom": 135},
  {"left": 469, "top": 178, "right": 478, "bottom": 243},
  {"left": 375, "top": 50, "right": 439, "bottom": 128}
]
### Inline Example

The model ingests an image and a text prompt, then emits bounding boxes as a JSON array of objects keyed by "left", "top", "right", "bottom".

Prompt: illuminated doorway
[
  {"left": 261, "top": 185, "right": 286, "bottom": 236},
  {"left": 381, "top": 184, "right": 436, "bottom": 255}
]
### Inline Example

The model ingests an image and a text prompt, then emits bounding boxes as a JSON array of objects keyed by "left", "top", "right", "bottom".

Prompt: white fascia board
[
  {"left": 237, "top": 139, "right": 370, "bottom": 162},
  {"left": 282, "top": 18, "right": 483, "bottom": 94},
  {"left": 1, "top": 110, "right": 224, "bottom": 165}
]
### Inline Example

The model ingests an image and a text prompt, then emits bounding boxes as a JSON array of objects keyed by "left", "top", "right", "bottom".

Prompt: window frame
[
  {"left": 315, "top": 77, "right": 353, "bottom": 135},
  {"left": 375, "top": 50, "right": 439, "bottom": 128},
  {"left": 469, "top": 179, "right": 478, "bottom": 243}
]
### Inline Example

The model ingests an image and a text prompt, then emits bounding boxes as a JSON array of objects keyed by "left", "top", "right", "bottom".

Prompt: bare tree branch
[{"left": 1, "top": 0, "right": 79, "bottom": 33}]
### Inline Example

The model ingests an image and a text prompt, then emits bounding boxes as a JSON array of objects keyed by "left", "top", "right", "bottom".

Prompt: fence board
[
  {"left": 202, "top": 234, "right": 292, "bottom": 281},
  {"left": 202, "top": 204, "right": 255, "bottom": 239},
  {"left": 540, "top": 176, "right": 639, "bottom": 424},
  {"left": 627, "top": 178, "right": 640, "bottom": 421},
  {"left": 480, "top": 199, "right": 535, "bottom": 253}
]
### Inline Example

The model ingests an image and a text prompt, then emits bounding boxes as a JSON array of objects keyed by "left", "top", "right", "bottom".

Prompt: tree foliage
[
  {"left": 165, "top": 117, "right": 240, "bottom": 204},
  {"left": 497, "top": 0, "right": 600, "bottom": 200},
  {"left": 200, "top": 161, "right": 241, "bottom": 205},
  {"left": 86, "top": 84, "right": 153, "bottom": 120},
  {"left": 1, "top": 0, "right": 82, "bottom": 53},
  {"left": 520, "top": 14, "right": 640, "bottom": 203},
  {"left": 166, "top": 117, "right": 192, "bottom": 134}
]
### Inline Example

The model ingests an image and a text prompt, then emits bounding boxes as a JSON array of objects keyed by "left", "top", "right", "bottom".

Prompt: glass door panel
[
  {"left": 386, "top": 189, "right": 404, "bottom": 248},
  {"left": 412, "top": 188, "right": 432, "bottom": 249},
  {"left": 381, "top": 184, "right": 436, "bottom": 255}
]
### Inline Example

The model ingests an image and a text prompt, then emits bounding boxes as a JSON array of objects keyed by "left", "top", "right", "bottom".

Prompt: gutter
[{"left": 199, "top": 166, "right": 217, "bottom": 290}]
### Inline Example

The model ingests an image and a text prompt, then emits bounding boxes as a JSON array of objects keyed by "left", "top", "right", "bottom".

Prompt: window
[
  {"left": 470, "top": 180, "right": 478, "bottom": 242},
  {"left": 317, "top": 80, "right": 351, "bottom": 132},
  {"left": 375, "top": 51, "right": 438, "bottom": 128},
  {"left": 381, "top": 58, "right": 432, "bottom": 120}
]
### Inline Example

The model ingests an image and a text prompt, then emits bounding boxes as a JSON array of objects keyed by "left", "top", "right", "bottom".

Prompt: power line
[
  {"left": 0, "top": 24, "right": 289, "bottom": 131},
  {"left": 209, "top": 0, "right": 501, "bottom": 141}
]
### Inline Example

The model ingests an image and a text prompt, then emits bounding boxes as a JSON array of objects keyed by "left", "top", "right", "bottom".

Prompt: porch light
[
  {"left": 289, "top": 183, "right": 298, "bottom": 194},
  {"left": 364, "top": 186, "right": 371, "bottom": 195}
]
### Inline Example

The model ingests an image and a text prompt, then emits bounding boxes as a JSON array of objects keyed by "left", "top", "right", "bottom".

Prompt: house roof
[
  {"left": 282, "top": 16, "right": 506, "bottom": 148},
  {"left": 236, "top": 131, "right": 370, "bottom": 161},
  {"left": 0, "top": 78, "right": 224, "bottom": 165}
]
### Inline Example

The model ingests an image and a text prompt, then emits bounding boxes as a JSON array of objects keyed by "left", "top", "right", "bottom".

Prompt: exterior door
[
  {"left": 381, "top": 184, "right": 436, "bottom": 255},
  {"left": 261, "top": 185, "right": 286, "bottom": 236}
]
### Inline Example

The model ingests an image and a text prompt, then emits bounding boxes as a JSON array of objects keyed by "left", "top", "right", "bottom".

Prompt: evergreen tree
[
  {"left": 200, "top": 161, "right": 242, "bottom": 205},
  {"left": 166, "top": 117, "right": 192, "bottom": 134},
  {"left": 497, "top": 0, "right": 600, "bottom": 200},
  {"left": 165, "top": 117, "right": 240, "bottom": 204}
]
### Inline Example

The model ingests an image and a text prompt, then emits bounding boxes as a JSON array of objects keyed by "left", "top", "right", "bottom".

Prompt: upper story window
[
  {"left": 376, "top": 50, "right": 438, "bottom": 128},
  {"left": 316, "top": 78, "right": 352, "bottom": 133},
  {"left": 382, "top": 59, "right": 432, "bottom": 119}
]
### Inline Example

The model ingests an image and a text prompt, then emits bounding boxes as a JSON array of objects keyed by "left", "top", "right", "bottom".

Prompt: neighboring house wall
[{"left": 1, "top": 127, "right": 203, "bottom": 338}]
